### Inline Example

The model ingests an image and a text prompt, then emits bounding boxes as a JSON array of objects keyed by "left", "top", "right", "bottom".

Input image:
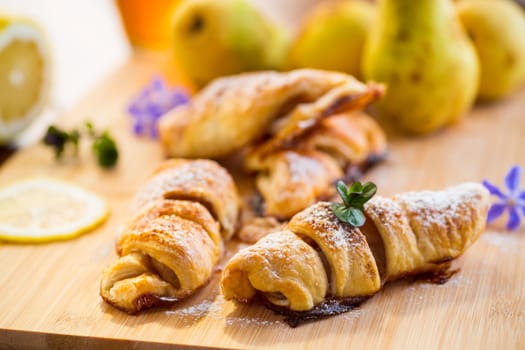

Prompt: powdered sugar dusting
[
  {"left": 165, "top": 295, "right": 283, "bottom": 327},
  {"left": 166, "top": 297, "right": 223, "bottom": 319},
  {"left": 395, "top": 183, "right": 485, "bottom": 229},
  {"left": 132, "top": 160, "right": 223, "bottom": 211},
  {"left": 291, "top": 202, "right": 363, "bottom": 249}
]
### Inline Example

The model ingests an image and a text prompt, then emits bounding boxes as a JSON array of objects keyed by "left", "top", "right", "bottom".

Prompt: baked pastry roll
[
  {"left": 250, "top": 150, "right": 343, "bottom": 219},
  {"left": 303, "top": 111, "right": 388, "bottom": 167},
  {"left": 132, "top": 159, "right": 239, "bottom": 239},
  {"left": 221, "top": 230, "right": 328, "bottom": 311},
  {"left": 221, "top": 183, "right": 489, "bottom": 319},
  {"left": 246, "top": 111, "right": 387, "bottom": 219},
  {"left": 159, "top": 69, "right": 383, "bottom": 159},
  {"left": 159, "top": 69, "right": 386, "bottom": 221},
  {"left": 364, "top": 183, "right": 489, "bottom": 281},
  {"left": 100, "top": 160, "right": 239, "bottom": 313}
]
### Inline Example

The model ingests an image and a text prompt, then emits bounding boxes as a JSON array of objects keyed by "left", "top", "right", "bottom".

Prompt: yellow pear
[
  {"left": 457, "top": 0, "right": 525, "bottom": 100},
  {"left": 172, "top": 0, "right": 289, "bottom": 86},
  {"left": 362, "top": 0, "right": 479, "bottom": 135},
  {"left": 287, "top": 0, "right": 375, "bottom": 79}
]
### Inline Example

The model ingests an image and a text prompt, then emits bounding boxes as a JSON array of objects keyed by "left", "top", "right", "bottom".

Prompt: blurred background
[
  {"left": 1, "top": 0, "right": 525, "bottom": 150},
  {"left": 0, "top": 0, "right": 333, "bottom": 111}
]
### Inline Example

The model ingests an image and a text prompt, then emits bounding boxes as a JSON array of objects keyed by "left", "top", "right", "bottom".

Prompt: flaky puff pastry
[
  {"left": 246, "top": 112, "right": 387, "bottom": 219},
  {"left": 159, "top": 69, "right": 383, "bottom": 159},
  {"left": 303, "top": 111, "right": 387, "bottom": 167},
  {"left": 100, "top": 160, "right": 239, "bottom": 313},
  {"left": 221, "top": 230, "right": 328, "bottom": 311},
  {"left": 364, "top": 182, "right": 490, "bottom": 281},
  {"left": 221, "top": 183, "right": 489, "bottom": 312},
  {"left": 132, "top": 159, "right": 239, "bottom": 240},
  {"left": 251, "top": 150, "right": 343, "bottom": 219}
]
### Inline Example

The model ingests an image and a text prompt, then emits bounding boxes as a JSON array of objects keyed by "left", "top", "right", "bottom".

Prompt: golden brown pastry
[
  {"left": 159, "top": 69, "right": 383, "bottom": 159},
  {"left": 248, "top": 150, "right": 343, "bottom": 219},
  {"left": 221, "top": 183, "right": 489, "bottom": 316},
  {"left": 100, "top": 160, "right": 239, "bottom": 313},
  {"left": 246, "top": 111, "right": 387, "bottom": 219},
  {"left": 131, "top": 159, "right": 239, "bottom": 239},
  {"left": 303, "top": 111, "right": 388, "bottom": 167}
]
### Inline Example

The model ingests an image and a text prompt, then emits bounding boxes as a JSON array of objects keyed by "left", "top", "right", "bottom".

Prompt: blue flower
[
  {"left": 128, "top": 76, "right": 190, "bottom": 139},
  {"left": 482, "top": 165, "right": 525, "bottom": 231}
]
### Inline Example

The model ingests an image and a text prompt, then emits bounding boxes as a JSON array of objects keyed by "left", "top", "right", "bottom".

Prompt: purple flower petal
[
  {"left": 482, "top": 180, "right": 507, "bottom": 199},
  {"left": 128, "top": 75, "right": 191, "bottom": 138},
  {"left": 487, "top": 202, "right": 507, "bottom": 223},
  {"left": 506, "top": 206, "right": 521, "bottom": 230},
  {"left": 133, "top": 121, "right": 145, "bottom": 134},
  {"left": 149, "top": 126, "right": 159, "bottom": 139},
  {"left": 128, "top": 105, "right": 142, "bottom": 117},
  {"left": 172, "top": 91, "right": 190, "bottom": 105},
  {"left": 505, "top": 165, "right": 522, "bottom": 193},
  {"left": 152, "top": 77, "right": 164, "bottom": 90}
]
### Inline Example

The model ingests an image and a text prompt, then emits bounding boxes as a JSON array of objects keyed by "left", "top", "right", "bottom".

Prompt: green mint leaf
[
  {"left": 336, "top": 180, "right": 351, "bottom": 207},
  {"left": 349, "top": 181, "right": 363, "bottom": 194},
  {"left": 85, "top": 121, "right": 97, "bottom": 137},
  {"left": 93, "top": 133, "right": 118, "bottom": 168},
  {"left": 361, "top": 182, "right": 377, "bottom": 199},
  {"left": 43, "top": 125, "right": 70, "bottom": 159},
  {"left": 346, "top": 207, "right": 366, "bottom": 227},
  {"left": 332, "top": 180, "right": 377, "bottom": 227},
  {"left": 332, "top": 203, "right": 351, "bottom": 223},
  {"left": 349, "top": 182, "right": 377, "bottom": 207},
  {"left": 331, "top": 204, "right": 366, "bottom": 227},
  {"left": 43, "top": 121, "right": 119, "bottom": 169}
]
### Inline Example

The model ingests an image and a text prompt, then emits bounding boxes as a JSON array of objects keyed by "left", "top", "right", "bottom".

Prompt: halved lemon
[
  {"left": 0, "top": 15, "right": 51, "bottom": 143},
  {"left": 0, "top": 179, "right": 109, "bottom": 243}
]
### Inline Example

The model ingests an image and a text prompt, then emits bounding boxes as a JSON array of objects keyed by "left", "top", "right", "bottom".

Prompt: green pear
[
  {"left": 287, "top": 1, "right": 375, "bottom": 79},
  {"left": 172, "top": 0, "right": 289, "bottom": 86},
  {"left": 457, "top": 0, "right": 525, "bottom": 100},
  {"left": 362, "top": 0, "right": 479, "bottom": 135}
]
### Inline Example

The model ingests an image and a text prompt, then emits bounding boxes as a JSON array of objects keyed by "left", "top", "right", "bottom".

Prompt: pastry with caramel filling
[
  {"left": 221, "top": 183, "right": 489, "bottom": 315},
  {"left": 100, "top": 159, "right": 239, "bottom": 313},
  {"left": 159, "top": 69, "right": 386, "bottom": 221},
  {"left": 159, "top": 69, "right": 383, "bottom": 159},
  {"left": 246, "top": 111, "right": 387, "bottom": 219}
]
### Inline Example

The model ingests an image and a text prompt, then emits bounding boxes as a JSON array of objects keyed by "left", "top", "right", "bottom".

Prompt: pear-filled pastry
[
  {"left": 221, "top": 183, "right": 489, "bottom": 325},
  {"left": 100, "top": 159, "right": 239, "bottom": 313},
  {"left": 159, "top": 69, "right": 384, "bottom": 159},
  {"left": 245, "top": 111, "right": 387, "bottom": 219}
]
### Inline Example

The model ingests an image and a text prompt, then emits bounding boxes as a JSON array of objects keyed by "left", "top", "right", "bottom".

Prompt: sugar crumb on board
[{"left": 165, "top": 295, "right": 283, "bottom": 327}]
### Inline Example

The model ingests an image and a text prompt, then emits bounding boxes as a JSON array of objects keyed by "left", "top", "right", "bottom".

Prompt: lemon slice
[
  {"left": 0, "top": 16, "right": 51, "bottom": 143},
  {"left": 0, "top": 179, "right": 109, "bottom": 243}
]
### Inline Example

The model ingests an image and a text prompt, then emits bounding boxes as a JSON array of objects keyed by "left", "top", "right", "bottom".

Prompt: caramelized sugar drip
[
  {"left": 132, "top": 294, "right": 180, "bottom": 315},
  {"left": 262, "top": 296, "right": 369, "bottom": 328},
  {"left": 413, "top": 263, "right": 460, "bottom": 285},
  {"left": 342, "top": 152, "right": 387, "bottom": 184}
]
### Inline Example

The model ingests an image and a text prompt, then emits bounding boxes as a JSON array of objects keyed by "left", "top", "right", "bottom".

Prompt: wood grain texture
[{"left": 0, "top": 52, "right": 524, "bottom": 350}]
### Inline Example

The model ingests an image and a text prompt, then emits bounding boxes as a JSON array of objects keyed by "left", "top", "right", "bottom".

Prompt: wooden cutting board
[{"left": 0, "top": 52, "right": 524, "bottom": 350}]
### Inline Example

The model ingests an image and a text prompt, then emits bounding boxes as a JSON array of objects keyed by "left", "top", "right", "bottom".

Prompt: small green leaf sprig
[
  {"left": 43, "top": 121, "right": 119, "bottom": 168},
  {"left": 331, "top": 180, "right": 377, "bottom": 227}
]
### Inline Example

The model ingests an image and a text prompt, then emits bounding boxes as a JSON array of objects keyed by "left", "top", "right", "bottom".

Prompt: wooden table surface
[{"left": 0, "top": 52, "right": 524, "bottom": 349}]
